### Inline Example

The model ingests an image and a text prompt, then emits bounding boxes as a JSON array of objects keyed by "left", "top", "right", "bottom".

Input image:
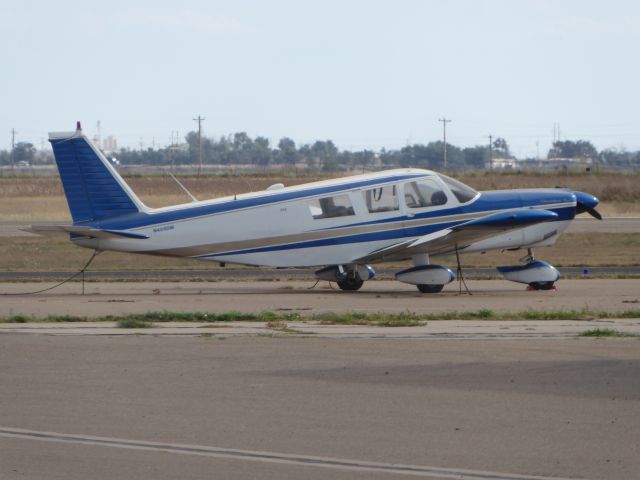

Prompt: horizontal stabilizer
[{"left": 28, "top": 225, "right": 149, "bottom": 240}]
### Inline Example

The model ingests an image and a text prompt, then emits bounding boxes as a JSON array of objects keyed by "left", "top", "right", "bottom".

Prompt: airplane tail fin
[{"left": 48, "top": 123, "right": 146, "bottom": 224}]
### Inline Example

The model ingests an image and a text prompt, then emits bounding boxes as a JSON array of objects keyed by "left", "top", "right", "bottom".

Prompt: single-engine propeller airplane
[{"left": 36, "top": 122, "right": 602, "bottom": 293}]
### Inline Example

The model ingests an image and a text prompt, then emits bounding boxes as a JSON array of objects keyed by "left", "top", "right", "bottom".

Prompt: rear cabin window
[
  {"left": 308, "top": 194, "right": 355, "bottom": 219},
  {"left": 363, "top": 185, "right": 399, "bottom": 213},
  {"left": 404, "top": 179, "right": 448, "bottom": 208}
]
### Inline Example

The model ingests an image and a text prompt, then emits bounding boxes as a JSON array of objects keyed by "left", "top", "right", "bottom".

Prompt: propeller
[{"left": 574, "top": 191, "right": 602, "bottom": 220}]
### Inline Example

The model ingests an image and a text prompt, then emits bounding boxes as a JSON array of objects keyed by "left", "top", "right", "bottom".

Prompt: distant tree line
[
  {"left": 110, "top": 133, "right": 514, "bottom": 171},
  {"left": 0, "top": 142, "right": 38, "bottom": 165},
  {"left": 1, "top": 133, "right": 639, "bottom": 170}
]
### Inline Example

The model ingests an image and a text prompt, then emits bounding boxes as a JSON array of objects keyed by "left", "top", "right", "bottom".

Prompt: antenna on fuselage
[{"left": 168, "top": 173, "right": 199, "bottom": 203}]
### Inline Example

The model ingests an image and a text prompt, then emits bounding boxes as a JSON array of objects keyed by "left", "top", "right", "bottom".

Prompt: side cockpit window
[
  {"left": 308, "top": 194, "right": 355, "bottom": 219},
  {"left": 437, "top": 173, "right": 478, "bottom": 204},
  {"left": 363, "top": 185, "right": 399, "bottom": 213},
  {"left": 404, "top": 179, "right": 448, "bottom": 208}
]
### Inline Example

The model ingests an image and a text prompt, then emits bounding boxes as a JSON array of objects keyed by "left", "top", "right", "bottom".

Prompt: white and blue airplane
[{"left": 38, "top": 123, "right": 601, "bottom": 293}]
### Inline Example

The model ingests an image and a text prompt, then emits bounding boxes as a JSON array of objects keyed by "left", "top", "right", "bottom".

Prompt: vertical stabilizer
[{"left": 48, "top": 125, "right": 146, "bottom": 224}]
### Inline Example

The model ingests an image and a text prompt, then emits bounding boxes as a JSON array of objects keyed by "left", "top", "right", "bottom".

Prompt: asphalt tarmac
[
  {"left": 2, "top": 277, "right": 639, "bottom": 479},
  {"left": 1, "top": 334, "right": 638, "bottom": 480},
  {"left": 1, "top": 279, "right": 639, "bottom": 318}
]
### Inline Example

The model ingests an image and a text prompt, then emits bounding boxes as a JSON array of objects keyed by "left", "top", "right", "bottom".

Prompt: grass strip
[
  {"left": 314, "top": 311, "right": 426, "bottom": 327},
  {"left": 103, "top": 311, "right": 296, "bottom": 323},
  {"left": 116, "top": 319, "right": 154, "bottom": 328},
  {"left": 2, "top": 308, "right": 640, "bottom": 325},
  {"left": 579, "top": 328, "right": 638, "bottom": 337}
]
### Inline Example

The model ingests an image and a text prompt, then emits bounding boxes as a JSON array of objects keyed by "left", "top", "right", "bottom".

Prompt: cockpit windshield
[{"left": 437, "top": 174, "right": 478, "bottom": 204}]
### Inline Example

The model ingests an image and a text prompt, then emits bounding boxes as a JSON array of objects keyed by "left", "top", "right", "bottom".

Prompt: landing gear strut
[
  {"left": 520, "top": 247, "right": 536, "bottom": 264},
  {"left": 522, "top": 249, "right": 556, "bottom": 290}
]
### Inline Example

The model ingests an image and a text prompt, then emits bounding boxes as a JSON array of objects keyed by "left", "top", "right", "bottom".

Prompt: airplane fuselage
[{"left": 72, "top": 169, "right": 576, "bottom": 267}]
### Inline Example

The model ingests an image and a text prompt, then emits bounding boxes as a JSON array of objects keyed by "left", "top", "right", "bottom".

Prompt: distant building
[
  {"left": 518, "top": 156, "right": 595, "bottom": 171},
  {"left": 544, "top": 156, "right": 594, "bottom": 166},
  {"left": 489, "top": 158, "right": 517, "bottom": 169},
  {"left": 538, "top": 157, "right": 595, "bottom": 169},
  {"left": 103, "top": 135, "right": 118, "bottom": 152}
]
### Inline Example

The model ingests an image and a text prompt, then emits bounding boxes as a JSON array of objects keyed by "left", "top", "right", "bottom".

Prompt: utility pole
[
  {"left": 10, "top": 128, "right": 16, "bottom": 169},
  {"left": 168, "top": 131, "right": 180, "bottom": 172},
  {"left": 167, "top": 132, "right": 173, "bottom": 171},
  {"left": 193, "top": 115, "right": 205, "bottom": 176},
  {"left": 488, "top": 134, "right": 493, "bottom": 170},
  {"left": 551, "top": 122, "right": 561, "bottom": 158},
  {"left": 552, "top": 122, "right": 561, "bottom": 144},
  {"left": 438, "top": 117, "right": 451, "bottom": 169}
]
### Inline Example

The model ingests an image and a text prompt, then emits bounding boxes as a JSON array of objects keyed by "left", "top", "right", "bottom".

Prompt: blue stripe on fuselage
[{"left": 199, "top": 221, "right": 461, "bottom": 258}]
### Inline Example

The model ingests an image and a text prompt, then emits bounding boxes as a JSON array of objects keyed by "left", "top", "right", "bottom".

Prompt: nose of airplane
[{"left": 574, "top": 191, "right": 602, "bottom": 220}]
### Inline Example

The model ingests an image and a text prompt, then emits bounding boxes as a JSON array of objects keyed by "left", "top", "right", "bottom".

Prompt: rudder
[{"left": 49, "top": 125, "right": 145, "bottom": 224}]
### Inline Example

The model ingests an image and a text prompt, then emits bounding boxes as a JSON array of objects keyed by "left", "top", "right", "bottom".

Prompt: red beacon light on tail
[{"left": 76, "top": 121, "right": 82, "bottom": 131}]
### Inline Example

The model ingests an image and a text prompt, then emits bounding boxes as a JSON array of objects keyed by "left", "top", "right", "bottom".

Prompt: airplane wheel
[
  {"left": 528, "top": 281, "right": 555, "bottom": 290},
  {"left": 417, "top": 284, "right": 444, "bottom": 293},
  {"left": 337, "top": 275, "right": 364, "bottom": 291}
]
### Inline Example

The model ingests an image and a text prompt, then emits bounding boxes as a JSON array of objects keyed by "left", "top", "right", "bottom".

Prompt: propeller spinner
[{"left": 574, "top": 191, "right": 602, "bottom": 220}]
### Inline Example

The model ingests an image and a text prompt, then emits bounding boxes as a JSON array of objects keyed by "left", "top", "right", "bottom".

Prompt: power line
[{"left": 193, "top": 115, "right": 205, "bottom": 176}]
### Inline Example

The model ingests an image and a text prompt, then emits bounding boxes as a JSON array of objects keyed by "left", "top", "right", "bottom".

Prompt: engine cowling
[{"left": 395, "top": 265, "right": 456, "bottom": 286}]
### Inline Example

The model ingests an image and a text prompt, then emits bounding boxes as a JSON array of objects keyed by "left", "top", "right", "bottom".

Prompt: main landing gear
[
  {"left": 337, "top": 273, "right": 364, "bottom": 291},
  {"left": 395, "top": 257, "right": 456, "bottom": 294},
  {"left": 416, "top": 284, "right": 445, "bottom": 294},
  {"left": 314, "top": 264, "right": 375, "bottom": 291},
  {"left": 527, "top": 282, "right": 556, "bottom": 291}
]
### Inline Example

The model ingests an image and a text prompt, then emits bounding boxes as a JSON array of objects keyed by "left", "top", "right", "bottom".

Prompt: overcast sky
[{"left": 2, "top": 0, "right": 639, "bottom": 157}]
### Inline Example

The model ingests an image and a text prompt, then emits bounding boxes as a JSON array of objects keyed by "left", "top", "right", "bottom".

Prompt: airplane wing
[
  {"left": 354, "top": 209, "right": 558, "bottom": 263},
  {"left": 27, "top": 225, "right": 149, "bottom": 240}
]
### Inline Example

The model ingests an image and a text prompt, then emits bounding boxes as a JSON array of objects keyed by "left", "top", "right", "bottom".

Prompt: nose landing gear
[{"left": 497, "top": 248, "right": 560, "bottom": 290}]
